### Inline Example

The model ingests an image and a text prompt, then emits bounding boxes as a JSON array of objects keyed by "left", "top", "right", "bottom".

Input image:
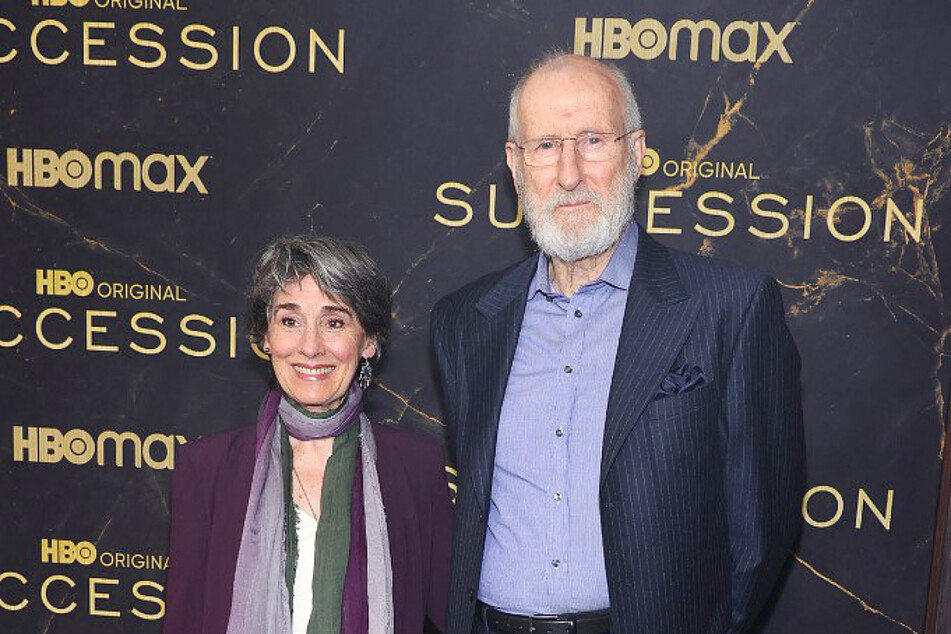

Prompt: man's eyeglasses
[{"left": 512, "top": 129, "right": 640, "bottom": 167}]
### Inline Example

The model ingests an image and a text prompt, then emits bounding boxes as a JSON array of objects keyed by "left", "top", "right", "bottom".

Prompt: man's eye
[
  {"left": 583, "top": 134, "right": 605, "bottom": 147},
  {"left": 535, "top": 140, "right": 558, "bottom": 152}
]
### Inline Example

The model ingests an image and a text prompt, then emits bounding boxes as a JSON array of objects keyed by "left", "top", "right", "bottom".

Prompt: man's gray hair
[
  {"left": 248, "top": 235, "right": 392, "bottom": 360},
  {"left": 507, "top": 51, "right": 643, "bottom": 142}
]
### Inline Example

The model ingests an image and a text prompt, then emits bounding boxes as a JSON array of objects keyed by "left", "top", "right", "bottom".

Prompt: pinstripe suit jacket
[{"left": 430, "top": 225, "right": 804, "bottom": 634}]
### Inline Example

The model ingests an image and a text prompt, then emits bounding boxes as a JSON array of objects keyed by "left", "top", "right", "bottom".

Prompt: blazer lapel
[
  {"left": 600, "top": 230, "right": 702, "bottom": 486},
  {"left": 462, "top": 257, "right": 536, "bottom": 514}
]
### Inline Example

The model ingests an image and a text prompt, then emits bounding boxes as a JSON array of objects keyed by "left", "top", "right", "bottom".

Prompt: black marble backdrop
[{"left": 1, "top": 1, "right": 949, "bottom": 632}]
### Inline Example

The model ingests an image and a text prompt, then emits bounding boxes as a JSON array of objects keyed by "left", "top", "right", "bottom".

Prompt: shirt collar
[{"left": 528, "top": 222, "right": 639, "bottom": 300}]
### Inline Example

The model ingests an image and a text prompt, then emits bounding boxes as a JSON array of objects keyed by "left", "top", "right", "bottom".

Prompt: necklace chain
[{"left": 291, "top": 466, "right": 318, "bottom": 519}]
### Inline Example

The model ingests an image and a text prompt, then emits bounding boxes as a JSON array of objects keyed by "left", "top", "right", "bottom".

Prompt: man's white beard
[{"left": 518, "top": 161, "right": 637, "bottom": 263}]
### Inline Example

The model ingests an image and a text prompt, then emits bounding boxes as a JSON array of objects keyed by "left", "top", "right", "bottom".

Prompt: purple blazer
[{"left": 162, "top": 391, "right": 453, "bottom": 634}]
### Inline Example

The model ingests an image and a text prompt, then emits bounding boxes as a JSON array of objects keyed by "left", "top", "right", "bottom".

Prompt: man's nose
[{"left": 556, "top": 140, "right": 582, "bottom": 191}]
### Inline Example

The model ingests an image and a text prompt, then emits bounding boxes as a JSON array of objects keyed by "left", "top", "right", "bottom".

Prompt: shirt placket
[{"left": 546, "top": 289, "right": 590, "bottom": 603}]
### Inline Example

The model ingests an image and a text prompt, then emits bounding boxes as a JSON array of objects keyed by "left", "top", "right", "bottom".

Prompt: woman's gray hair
[
  {"left": 248, "top": 235, "right": 392, "bottom": 361},
  {"left": 507, "top": 51, "right": 643, "bottom": 142}
]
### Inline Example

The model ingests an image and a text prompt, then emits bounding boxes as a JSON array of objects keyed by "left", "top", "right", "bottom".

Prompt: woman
[{"left": 163, "top": 236, "right": 452, "bottom": 634}]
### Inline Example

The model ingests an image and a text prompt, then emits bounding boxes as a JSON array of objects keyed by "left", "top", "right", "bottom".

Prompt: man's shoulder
[
  {"left": 432, "top": 254, "right": 535, "bottom": 319},
  {"left": 663, "top": 241, "right": 771, "bottom": 300}
]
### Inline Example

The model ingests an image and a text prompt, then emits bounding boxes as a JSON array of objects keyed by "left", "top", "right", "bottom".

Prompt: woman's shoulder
[
  {"left": 370, "top": 422, "right": 449, "bottom": 479},
  {"left": 371, "top": 421, "right": 445, "bottom": 459},
  {"left": 175, "top": 422, "right": 258, "bottom": 472}
]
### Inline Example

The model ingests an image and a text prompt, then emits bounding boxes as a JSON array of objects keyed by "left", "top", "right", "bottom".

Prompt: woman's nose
[{"left": 299, "top": 326, "right": 325, "bottom": 357}]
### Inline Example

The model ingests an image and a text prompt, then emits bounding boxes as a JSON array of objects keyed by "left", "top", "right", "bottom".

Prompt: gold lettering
[
  {"left": 142, "top": 433, "right": 184, "bottom": 470},
  {"left": 229, "top": 316, "right": 237, "bottom": 358},
  {"left": 668, "top": 19, "right": 720, "bottom": 62},
  {"left": 856, "top": 488, "right": 893, "bottom": 530},
  {"left": 89, "top": 578, "right": 120, "bottom": 618},
  {"left": 803, "top": 194, "right": 815, "bottom": 239},
  {"left": 802, "top": 485, "right": 844, "bottom": 528},
  {"left": 0, "top": 571, "right": 28, "bottom": 611},
  {"left": 129, "top": 23, "right": 167, "bottom": 69},
  {"left": 0, "top": 19, "right": 17, "bottom": 64},
  {"left": 41, "top": 575, "right": 76, "bottom": 614},
  {"left": 646, "top": 190, "right": 683, "bottom": 234},
  {"left": 601, "top": 18, "right": 629, "bottom": 60},
  {"left": 37, "top": 307, "right": 72, "bottom": 350},
  {"left": 434, "top": 181, "right": 473, "bottom": 227},
  {"left": 254, "top": 26, "right": 296, "bottom": 73},
  {"left": 131, "top": 312, "right": 167, "bottom": 354},
  {"left": 758, "top": 21, "right": 795, "bottom": 64},
  {"left": 86, "top": 310, "right": 119, "bottom": 353},
  {"left": 94, "top": 151, "right": 142, "bottom": 191},
  {"left": 308, "top": 29, "right": 344, "bottom": 73},
  {"left": 180, "top": 24, "right": 217, "bottom": 71},
  {"left": 142, "top": 154, "right": 176, "bottom": 193},
  {"left": 826, "top": 195, "right": 872, "bottom": 242},
  {"left": 83, "top": 22, "right": 117, "bottom": 67},
  {"left": 884, "top": 196, "right": 923, "bottom": 243},
  {"left": 628, "top": 18, "right": 667, "bottom": 60},
  {"left": 695, "top": 191, "right": 735, "bottom": 237},
  {"left": 0, "top": 305, "right": 23, "bottom": 347},
  {"left": 488, "top": 184, "right": 522, "bottom": 229},
  {"left": 97, "top": 431, "right": 142, "bottom": 468},
  {"left": 131, "top": 580, "right": 165, "bottom": 620},
  {"left": 722, "top": 21, "right": 757, "bottom": 62},
  {"left": 180, "top": 314, "right": 215, "bottom": 357},
  {"left": 31, "top": 20, "right": 69, "bottom": 66},
  {"left": 749, "top": 193, "right": 790, "bottom": 239},
  {"left": 573, "top": 17, "right": 603, "bottom": 57}
]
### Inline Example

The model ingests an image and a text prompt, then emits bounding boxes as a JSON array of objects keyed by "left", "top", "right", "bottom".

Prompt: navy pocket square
[{"left": 658, "top": 363, "right": 706, "bottom": 397}]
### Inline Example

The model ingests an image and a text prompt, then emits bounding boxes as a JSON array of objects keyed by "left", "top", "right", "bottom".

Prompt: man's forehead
[{"left": 518, "top": 61, "right": 624, "bottom": 134}]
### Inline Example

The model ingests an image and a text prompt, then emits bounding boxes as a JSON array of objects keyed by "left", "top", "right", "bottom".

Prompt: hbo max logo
[
  {"left": 5, "top": 148, "right": 209, "bottom": 195},
  {"left": 41, "top": 538, "right": 97, "bottom": 565},
  {"left": 35, "top": 269, "right": 94, "bottom": 297}
]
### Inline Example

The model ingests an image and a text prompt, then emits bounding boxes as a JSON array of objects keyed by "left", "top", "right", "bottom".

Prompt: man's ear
[
  {"left": 629, "top": 130, "right": 646, "bottom": 176},
  {"left": 505, "top": 143, "right": 519, "bottom": 195}
]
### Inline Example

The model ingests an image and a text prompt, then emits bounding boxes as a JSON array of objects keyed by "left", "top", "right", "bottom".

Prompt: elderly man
[{"left": 430, "top": 53, "right": 804, "bottom": 634}]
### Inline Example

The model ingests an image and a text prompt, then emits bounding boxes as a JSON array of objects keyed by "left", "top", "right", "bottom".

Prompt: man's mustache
[{"left": 542, "top": 186, "right": 603, "bottom": 211}]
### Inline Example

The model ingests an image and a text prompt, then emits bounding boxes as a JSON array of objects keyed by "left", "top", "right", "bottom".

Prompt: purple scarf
[{"left": 226, "top": 384, "right": 392, "bottom": 634}]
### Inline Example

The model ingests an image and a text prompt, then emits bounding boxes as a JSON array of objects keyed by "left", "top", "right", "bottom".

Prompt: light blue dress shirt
[{"left": 478, "top": 223, "right": 639, "bottom": 615}]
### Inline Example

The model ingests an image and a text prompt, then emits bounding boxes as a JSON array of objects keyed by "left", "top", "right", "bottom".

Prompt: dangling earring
[{"left": 358, "top": 358, "right": 372, "bottom": 390}]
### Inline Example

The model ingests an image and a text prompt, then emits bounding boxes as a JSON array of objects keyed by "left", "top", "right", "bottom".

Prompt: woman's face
[{"left": 263, "top": 276, "right": 377, "bottom": 413}]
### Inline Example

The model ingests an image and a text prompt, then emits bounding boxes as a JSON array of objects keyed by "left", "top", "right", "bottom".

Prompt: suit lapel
[
  {"left": 600, "top": 230, "right": 701, "bottom": 486},
  {"left": 462, "top": 257, "right": 536, "bottom": 514}
]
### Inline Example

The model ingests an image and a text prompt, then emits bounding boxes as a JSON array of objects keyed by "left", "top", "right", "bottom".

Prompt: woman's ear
[{"left": 362, "top": 335, "right": 379, "bottom": 361}]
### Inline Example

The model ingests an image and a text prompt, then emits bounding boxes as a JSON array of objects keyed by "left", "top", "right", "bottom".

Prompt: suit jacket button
[{"left": 467, "top": 586, "right": 475, "bottom": 602}]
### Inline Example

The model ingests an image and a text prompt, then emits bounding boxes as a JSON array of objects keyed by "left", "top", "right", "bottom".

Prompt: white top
[{"left": 292, "top": 504, "right": 319, "bottom": 634}]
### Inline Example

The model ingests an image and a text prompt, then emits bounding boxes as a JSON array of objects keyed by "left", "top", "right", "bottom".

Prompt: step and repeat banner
[{"left": 1, "top": 0, "right": 950, "bottom": 632}]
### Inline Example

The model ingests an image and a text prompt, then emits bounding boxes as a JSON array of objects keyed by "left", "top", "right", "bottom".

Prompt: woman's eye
[
  {"left": 280, "top": 316, "right": 298, "bottom": 327},
  {"left": 324, "top": 318, "right": 345, "bottom": 329}
]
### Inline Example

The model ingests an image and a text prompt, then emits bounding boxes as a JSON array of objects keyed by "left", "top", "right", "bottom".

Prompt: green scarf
[{"left": 281, "top": 407, "right": 360, "bottom": 634}]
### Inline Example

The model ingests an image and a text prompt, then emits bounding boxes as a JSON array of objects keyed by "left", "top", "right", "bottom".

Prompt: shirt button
[
  {"left": 574, "top": 309, "right": 583, "bottom": 318},
  {"left": 555, "top": 428, "right": 564, "bottom": 437},
  {"left": 553, "top": 491, "right": 562, "bottom": 502},
  {"left": 564, "top": 365, "right": 573, "bottom": 374},
  {"left": 551, "top": 558, "right": 561, "bottom": 568}
]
